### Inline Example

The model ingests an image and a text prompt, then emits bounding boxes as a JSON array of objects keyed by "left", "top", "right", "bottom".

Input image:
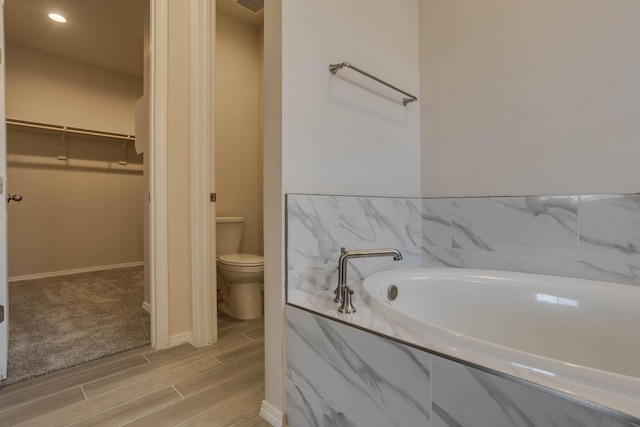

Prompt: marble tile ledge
[{"left": 288, "top": 284, "right": 532, "bottom": 378}]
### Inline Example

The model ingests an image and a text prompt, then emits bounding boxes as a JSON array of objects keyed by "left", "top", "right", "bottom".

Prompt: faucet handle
[
  {"left": 338, "top": 286, "right": 356, "bottom": 314},
  {"left": 334, "top": 247, "right": 347, "bottom": 303}
]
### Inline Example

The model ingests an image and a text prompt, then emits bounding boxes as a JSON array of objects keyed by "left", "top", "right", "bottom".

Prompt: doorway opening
[
  {"left": 2, "top": 0, "right": 150, "bottom": 385},
  {"left": 213, "top": 0, "right": 265, "bottom": 344}
]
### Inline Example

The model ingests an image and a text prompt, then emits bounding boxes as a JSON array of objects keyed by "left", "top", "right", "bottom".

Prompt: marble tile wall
[
  {"left": 286, "top": 194, "right": 422, "bottom": 304},
  {"left": 287, "top": 193, "right": 640, "bottom": 309},
  {"left": 422, "top": 194, "right": 640, "bottom": 286},
  {"left": 285, "top": 305, "right": 431, "bottom": 427},
  {"left": 287, "top": 193, "right": 640, "bottom": 305},
  {"left": 285, "top": 305, "right": 640, "bottom": 427}
]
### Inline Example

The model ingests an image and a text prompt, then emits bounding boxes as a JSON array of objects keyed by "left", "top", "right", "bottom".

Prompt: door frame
[
  {"left": 0, "top": 0, "right": 213, "bottom": 361},
  {"left": 149, "top": 0, "right": 215, "bottom": 349},
  {"left": 149, "top": 0, "right": 169, "bottom": 349},
  {"left": 0, "top": 0, "right": 8, "bottom": 380}
]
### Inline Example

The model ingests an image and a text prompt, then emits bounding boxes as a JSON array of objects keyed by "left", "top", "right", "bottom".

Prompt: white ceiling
[{"left": 5, "top": 0, "right": 263, "bottom": 79}]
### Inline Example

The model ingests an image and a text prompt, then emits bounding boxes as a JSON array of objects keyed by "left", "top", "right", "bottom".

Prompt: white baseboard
[
  {"left": 141, "top": 302, "right": 151, "bottom": 313},
  {"left": 260, "top": 400, "right": 284, "bottom": 426},
  {"left": 9, "top": 261, "right": 145, "bottom": 283},
  {"left": 168, "top": 331, "right": 193, "bottom": 347}
]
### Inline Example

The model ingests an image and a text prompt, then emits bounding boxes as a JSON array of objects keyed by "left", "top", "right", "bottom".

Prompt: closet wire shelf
[
  {"left": 6, "top": 118, "right": 135, "bottom": 165},
  {"left": 6, "top": 118, "right": 135, "bottom": 142}
]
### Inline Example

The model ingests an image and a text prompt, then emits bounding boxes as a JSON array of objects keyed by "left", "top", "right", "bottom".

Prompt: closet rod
[{"left": 6, "top": 118, "right": 135, "bottom": 141}]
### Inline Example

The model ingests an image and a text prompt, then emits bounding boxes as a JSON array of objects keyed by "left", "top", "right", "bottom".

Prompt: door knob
[{"left": 7, "top": 194, "right": 23, "bottom": 203}]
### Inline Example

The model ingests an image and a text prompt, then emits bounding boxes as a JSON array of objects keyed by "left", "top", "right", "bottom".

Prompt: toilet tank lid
[
  {"left": 216, "top": 216, "right": 245, "bottom": 224},
  {"left": 218, "top": 253, "right": 264, "bottom": 266}
]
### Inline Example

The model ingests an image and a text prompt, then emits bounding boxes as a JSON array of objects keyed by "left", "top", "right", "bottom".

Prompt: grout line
[
  {"left": 0, "top": 351, "right": 150, "bottom": 399},
  {"left": 78, "top": 359, "right": 153, "bottom": 392},
  {"left": 0, "top": 386, "right": 82, "bottom": 415},
  {"left": 94, "top": 389, "right": 186, "bottom": 427},
  {"left": 577, "top": 196, "right": 581, "bottom": 259},
  {"left": 176, "top": 364, "right": 265, "bottom": 401},
  {"left": 173, "top": 388, "right": 262, "bottom": 427},
  {"left": 143, "top": 354, "right": 152, "bottom": 363},
  {"left": 71, "top": 386, "right": 186, "bottom": 426},
  {"left": 429, "top": 356, "right": 432, "bottom": 427},
  {"left": 172, "top": 385, "right": 186, "bottom": 400},
  {"left": 241, "top": 333, "right": 256, "bottom": 342},
  {"left": 222, "top": 347, "right": 265, "bottom": 364},
  {"left": 80, "top": 385, "right": 88, "bottom": 401}
]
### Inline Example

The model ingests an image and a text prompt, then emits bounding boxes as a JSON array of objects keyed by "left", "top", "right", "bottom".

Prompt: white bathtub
[{"left": 361, "top": 268, "right": 640, "bottom": 418}]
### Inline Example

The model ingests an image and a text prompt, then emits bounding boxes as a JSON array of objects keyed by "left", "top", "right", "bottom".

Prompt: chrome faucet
[{"left": 334, "top": 247, "right": 403, "bottom": 314}]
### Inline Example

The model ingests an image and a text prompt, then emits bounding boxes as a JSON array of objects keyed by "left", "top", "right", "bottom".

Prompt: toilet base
[{"left": 218, "top": 281, "right": 262, "bottom": 320}]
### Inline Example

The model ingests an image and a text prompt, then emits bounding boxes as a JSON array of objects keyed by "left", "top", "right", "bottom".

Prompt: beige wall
[
  {"left": 7, "top": 129, "right": 143, "bottom": 278},
  {"left": 215, "top": 10, "right": 263, "bottom": 255},
  {"left": 5, "top": 44, "right": 144, "bottom": 278},
  {"left": 420, "top": 0, "right": 640, "bottom": 197},
  {"left": 6, "top": 44, "right": 141, "bottom": 135}
]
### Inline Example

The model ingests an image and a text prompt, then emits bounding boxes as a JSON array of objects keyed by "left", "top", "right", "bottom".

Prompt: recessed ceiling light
[{"left": 48, "top": 13, "right": 67, "bottom": 23}]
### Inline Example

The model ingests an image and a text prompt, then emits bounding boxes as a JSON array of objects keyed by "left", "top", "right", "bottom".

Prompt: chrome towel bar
[{"left": 329, "top": 62, "right": 417, "bottom": 105}]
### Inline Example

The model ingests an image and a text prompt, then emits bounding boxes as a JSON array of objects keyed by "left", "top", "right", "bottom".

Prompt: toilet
[{"left": 216, "top": 217, "right": 264, "bottom": 320}]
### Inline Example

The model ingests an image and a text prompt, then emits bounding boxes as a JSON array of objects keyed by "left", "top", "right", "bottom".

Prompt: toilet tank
[{"left": 216, "top": 217, "right": 244, "bottom": 255}]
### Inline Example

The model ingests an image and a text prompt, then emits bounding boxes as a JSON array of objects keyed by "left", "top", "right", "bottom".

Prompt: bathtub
[{"left": 361, "top": 268, "right": 640, "bottom": 419}]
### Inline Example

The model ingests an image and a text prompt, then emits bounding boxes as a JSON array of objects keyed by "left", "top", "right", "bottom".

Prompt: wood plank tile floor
[{"left": 0, "top": 314, "right": 270, "bottom": 427}]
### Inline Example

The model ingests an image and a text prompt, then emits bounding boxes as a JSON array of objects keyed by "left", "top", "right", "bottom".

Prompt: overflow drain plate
[{"left": 387, "top": 284, "right": 398, "bottom": 301}]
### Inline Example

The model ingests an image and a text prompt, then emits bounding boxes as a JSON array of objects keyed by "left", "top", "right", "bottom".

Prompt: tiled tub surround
[
  {"left": 285, "top": 305, "right": 640, "bottom": 427},
  {"left": 422, "top": 194, "right": 640, "bottom": 285},
  {"left": 286, "top": 193, "right": 422, "bottom": 304},
  {"left": 285, "top": 193, "right": 640, "bottom": 423},
  {"left": 287, "top": 193, "right": 640, "bottom": 301}
]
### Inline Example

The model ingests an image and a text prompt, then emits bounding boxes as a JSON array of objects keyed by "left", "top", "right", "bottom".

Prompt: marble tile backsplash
[
  {"left": 423, "top": 194, "right": 640, "bottom": 286},
  {"left": 287, "top": 194, "right": 422, "bottom": 303},
  {"left": 287, "top": 193, "right": 640, "bottom": 303}
]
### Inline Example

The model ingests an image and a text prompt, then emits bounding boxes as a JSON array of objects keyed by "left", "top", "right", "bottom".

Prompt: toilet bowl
[{"left": 217, "top": 253, "right": 264, "bottom": 320}]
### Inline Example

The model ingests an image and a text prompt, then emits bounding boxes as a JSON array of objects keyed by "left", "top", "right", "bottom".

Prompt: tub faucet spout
[{"left": 334, "top": 247, "right": 403, "bottom": 314}]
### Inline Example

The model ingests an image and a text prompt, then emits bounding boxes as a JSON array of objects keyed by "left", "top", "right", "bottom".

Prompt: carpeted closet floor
[{"left": 3, "top": 266, "right": 150, "bottom": 387}]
